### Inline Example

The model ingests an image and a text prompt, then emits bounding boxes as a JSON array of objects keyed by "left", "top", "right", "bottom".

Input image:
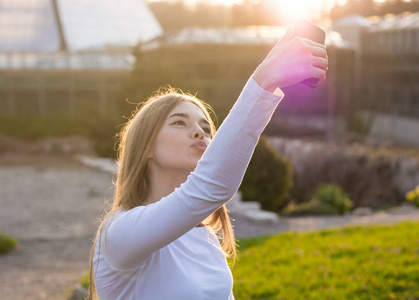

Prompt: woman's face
[{"left": 149, "top": 101, "right": 212, "bottom": 175}]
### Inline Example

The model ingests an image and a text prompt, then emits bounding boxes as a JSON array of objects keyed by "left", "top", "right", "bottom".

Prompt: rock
[
  {"left": 225, "top": 192, "right": 242, "bottom": 210},
  {"left": 388, "top": 204, "right": 417, "bottom": 215},
  {"left": 352, "top": 207, "right": 373, "bottom": 216},
  {"left": 77, "top": 156, "right": 118, "bottom": 174},
  {"left": 237, "top": 201, "right": 261, "bottom": 211},
  {"left": 242, "top": 210, "right": 279, "bottom": 224},
  {"left": 226, "top": 193, "right": 261, "bottom": 213},
  {"left": 394, "top": 159, "right": 419, "bottom": 195},
  {"left": 226, "top": 191, "right": 279, "bottom": 224}
]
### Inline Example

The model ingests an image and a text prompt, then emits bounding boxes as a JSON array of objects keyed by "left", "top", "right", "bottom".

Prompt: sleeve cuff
[{"left": 249, "top": 76, "right": 285, "bottom": 99}]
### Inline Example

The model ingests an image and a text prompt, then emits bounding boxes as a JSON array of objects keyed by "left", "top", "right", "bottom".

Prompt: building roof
[
  {"left": 333, "top": 12, "right": 419, "bottom": 32},
  {"left": 0, "top": 0, "right": 163, "bottom": 53},
  {"left": 367, "top": 12, "right": 419, "bottom": 31},
  {"left": 333, "top": 14, "right": 371, "bottom": 28},
  {"left": 0, "top": 51, "right": 135, "bottom": 70},
  {"left": 143, "top": 26, "right": 348, "bottom": 51},
  {"left": 143, "top": 26, "right": 287, "bottom": 50}
]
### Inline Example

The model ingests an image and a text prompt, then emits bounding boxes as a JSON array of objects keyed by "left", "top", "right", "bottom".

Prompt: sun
[{"left": 275, "top": 0, "right": 325, "bottom": 22}]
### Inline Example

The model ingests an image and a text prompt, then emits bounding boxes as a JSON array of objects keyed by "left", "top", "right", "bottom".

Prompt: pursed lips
[{"left": 191, "top": 141, "right": 207, "bottom": 151}]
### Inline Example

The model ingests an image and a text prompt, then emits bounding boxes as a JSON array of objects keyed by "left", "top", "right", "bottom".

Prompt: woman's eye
[
  {"left": 203, "top": 127, "right": 211, "bottom": 134},
  {"left": 172, "top": 120, "right": 186, "bottom": 126}
]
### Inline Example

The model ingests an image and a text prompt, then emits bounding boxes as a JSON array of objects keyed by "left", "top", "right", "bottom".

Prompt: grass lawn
[{"left": 230, "top": 221, "right": 419, "bottom": 300}]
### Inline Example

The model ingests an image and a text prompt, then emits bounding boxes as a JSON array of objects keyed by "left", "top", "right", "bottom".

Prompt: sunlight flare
[{"left": 276, "top": 0, "right": 325, "bottom": 21}]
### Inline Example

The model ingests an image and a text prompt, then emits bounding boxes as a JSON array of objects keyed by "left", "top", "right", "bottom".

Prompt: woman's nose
[{"left": 192, "top": 125, "right": 204, "bottom": 139}]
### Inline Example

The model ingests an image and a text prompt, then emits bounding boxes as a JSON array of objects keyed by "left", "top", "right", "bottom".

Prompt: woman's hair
[{"left": 88, "top": 87, "right": 237, "bottom": 299}]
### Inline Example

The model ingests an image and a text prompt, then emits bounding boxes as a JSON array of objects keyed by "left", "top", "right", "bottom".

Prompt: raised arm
[{"left": 101, "top": 27, "right": 328, "bottom": 271}]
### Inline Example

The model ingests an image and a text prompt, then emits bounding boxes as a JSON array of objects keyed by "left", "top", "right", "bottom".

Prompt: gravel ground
[
  {"left": 1, "top": 154, "right": 418, "bottom": 300},
  {"left": 0, "top": 155, "right": 114, "bottom": 300}
]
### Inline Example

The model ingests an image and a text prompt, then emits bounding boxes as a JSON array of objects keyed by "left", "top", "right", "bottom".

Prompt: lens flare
[{"left": 276, "top": 0, "right": 325, "bottom": 21}]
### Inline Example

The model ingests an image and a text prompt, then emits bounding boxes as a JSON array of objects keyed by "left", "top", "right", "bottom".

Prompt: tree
[
  {"left": 147, "top": 0, "right": 230, "bottom": 30},
  {"left": 229, "top": 0, "right": 286, "bottom": 26},
  {"left": 329, "top": 0, "right": 419, "bottom": 20}
]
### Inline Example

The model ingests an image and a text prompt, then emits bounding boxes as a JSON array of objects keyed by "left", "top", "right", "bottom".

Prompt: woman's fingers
[
  {"left": 309, "top": 55, "right": 328, "bottom": 83},
  {"left": 291, "top": 37, "right": 327, "bottom": 60},
  {"left": 296, "top": 38, "right": 327, "bottom": 58},
  {"left": 293, "top": 37, "right": 324, "bottom": 49},
  {"left": 310, "top": 66, "right": 327, "bottom": 83},
  {"left": 308, "top": 44, "right": 328, "bottom": 58},
  {"left": 312, "top": 56, "right": 329, "bottom": 71},
  {"left": 299, "top": 36, "right": 326, "bottom": 48}
]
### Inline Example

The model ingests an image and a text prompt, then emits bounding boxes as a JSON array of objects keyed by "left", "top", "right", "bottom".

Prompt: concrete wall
[{"left": 369, "top": 112, "right": 419, "bottom": 147}]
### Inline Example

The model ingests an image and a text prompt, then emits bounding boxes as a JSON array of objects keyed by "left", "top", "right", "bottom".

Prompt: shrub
[
  {"left": 406, "top": 185, "right": 419, "bottom": 207},
  {"left": 284, "top": 184, "right": 353, "bottom": 216},
  {"left": 240, "top": 135, "right": 293, "bottom": 212},
  {"left": 313, "top": 184, "right": 353, "bottom": 215},
  {"left": 0, "top": 233, "right": 18, "bottom": 254},
  {"left": 268, "top": 137, "right": 403, "bottom": 209},
  {"left": 283, "top": 199, "right": 341, "bottom": 216},
  {"left": 346, "top": 112, "right": 372, "bottom": 135}
]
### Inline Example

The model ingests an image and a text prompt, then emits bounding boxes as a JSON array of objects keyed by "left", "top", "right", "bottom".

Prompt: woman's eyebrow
[
  {"left": 168, "top": 112, "right": 210, "bottom": 126},
  {"left": 168, "top": 112, "right": 188, "bottom": 119}
]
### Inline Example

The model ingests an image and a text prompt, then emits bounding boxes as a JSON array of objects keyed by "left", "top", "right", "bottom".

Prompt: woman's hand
[{"left": 253, "top": 26, "right": 329, "bottom": 93}]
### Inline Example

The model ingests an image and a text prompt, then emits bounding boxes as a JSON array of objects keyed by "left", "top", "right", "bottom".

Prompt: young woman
[{"left": 89, "top": 26, "right": 328, "bottom": 300}]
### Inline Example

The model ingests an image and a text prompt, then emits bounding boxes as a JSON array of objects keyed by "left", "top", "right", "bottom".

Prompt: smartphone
[{"left": 294, "top": 20, "right": 326, "bottom": 88}]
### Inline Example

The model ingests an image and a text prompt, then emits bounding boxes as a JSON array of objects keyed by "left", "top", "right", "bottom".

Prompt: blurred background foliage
[
  {"left": 240, "top": 136, "right": 293, "bottom": 212},
  {"left": 1, "top": 0, "right": 418, "bottom": 213},
  {"left": 285, "top": 183, "right": 353, "bottom": 216},
  {"left": 147, "top": 0, "right": 419, "bottom": 29},
  {"left": 2, "top": 0, "right": 418, "bottom": 155}
]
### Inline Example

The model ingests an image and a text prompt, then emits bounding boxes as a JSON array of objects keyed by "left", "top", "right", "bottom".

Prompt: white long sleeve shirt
[{"left": 93, "top": 76, "right": 283, "bottom": 300}]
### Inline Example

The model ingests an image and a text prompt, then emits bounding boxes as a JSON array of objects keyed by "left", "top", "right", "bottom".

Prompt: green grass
[
  {"left": 231, "top": 221, "right": 419, "bottom": 300},
  {"left": 0, "top": 232, "right": 18, "bottom": 254}
]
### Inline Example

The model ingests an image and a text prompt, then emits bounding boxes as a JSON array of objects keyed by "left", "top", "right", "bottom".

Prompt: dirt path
[
  {"left": 1, "top": 154, "right": 418, "bottom": 300},
  {"left": 0, "top": 155, "right": 114, "bottom": 300}
]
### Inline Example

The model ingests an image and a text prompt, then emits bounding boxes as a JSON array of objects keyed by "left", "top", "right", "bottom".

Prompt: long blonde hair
[{"left": 88, "top": 87, "right": 237, "bottom": 299}]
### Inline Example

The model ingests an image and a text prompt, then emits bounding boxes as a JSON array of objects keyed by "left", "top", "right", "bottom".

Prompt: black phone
[{"left": 294, "top": 20, "right": 326, "bottom": 88}]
